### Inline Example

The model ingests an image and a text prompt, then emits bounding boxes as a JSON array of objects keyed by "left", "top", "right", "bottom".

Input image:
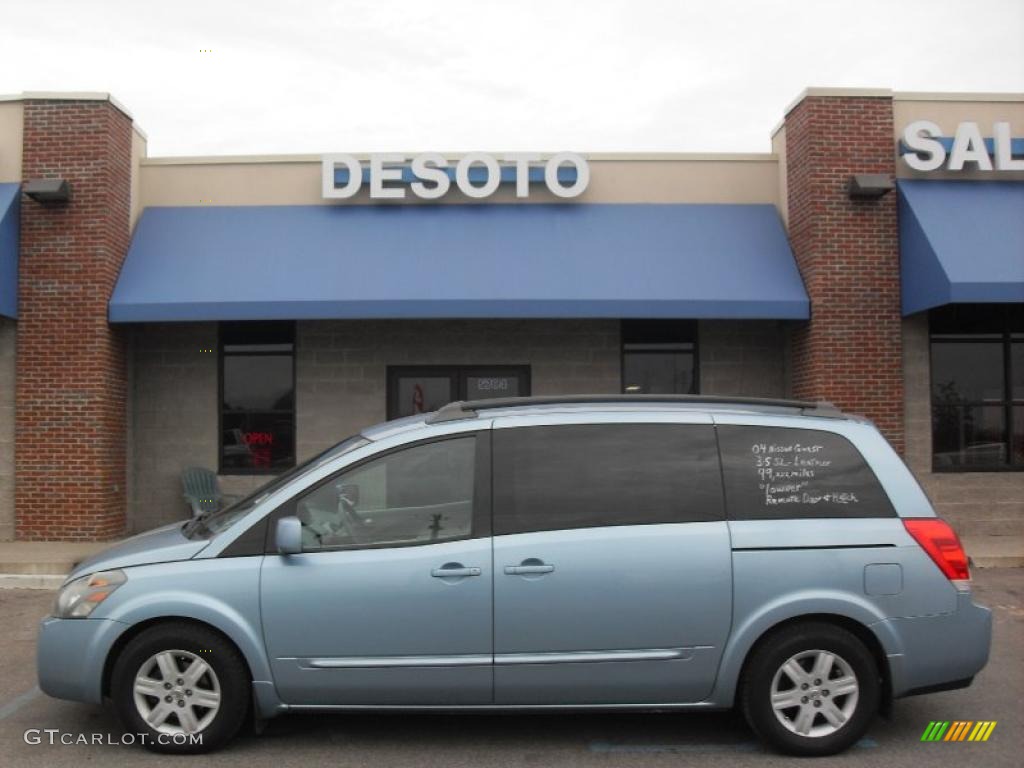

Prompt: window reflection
[{"left": 929, "top": 305, "right": 1022, "bottom": 471}]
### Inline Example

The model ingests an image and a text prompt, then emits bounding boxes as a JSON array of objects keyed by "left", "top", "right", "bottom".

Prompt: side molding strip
[
  {"left": 497, "top": 648, "right": 699, "bottom": 665},
  {"left": 297, "top": 647, "right": 703, "bottom": 669},
  {"left": 300, "top": 655, "right": 491, "bottom": 669}
]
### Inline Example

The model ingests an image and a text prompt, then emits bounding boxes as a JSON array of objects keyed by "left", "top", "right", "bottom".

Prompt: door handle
[
  {"left": 431, "top": 564, "right": 481, "bottom": 578},
  {"left": 504, "top": 558, "right": 555, "bottom": 576}
]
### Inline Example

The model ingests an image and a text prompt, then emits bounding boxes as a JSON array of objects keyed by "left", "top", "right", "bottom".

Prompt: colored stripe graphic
[
  {"left": 945, "top": 721, "right": 971, "bottom": 741},
  {"left": 921, "top": 720, "right": 995, "bottom": 742},
  {"left": 969, "top": 722, "right": 997, "bottom": 742},
  {"left": 921, "top": 721, "right": 949, "bottom": 741}
]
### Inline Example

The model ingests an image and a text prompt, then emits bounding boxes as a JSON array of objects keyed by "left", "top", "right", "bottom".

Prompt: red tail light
[{"left": 903, "top": 518, "right": 970, "bottom": 582}]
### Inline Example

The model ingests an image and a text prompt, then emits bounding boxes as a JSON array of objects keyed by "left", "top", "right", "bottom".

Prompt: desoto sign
[
  {"left": 321, "top": 152, "right": 590, "bottom": 200},
  {"left": 902, "top": 121, "right": 1024, "bottom": 172}
]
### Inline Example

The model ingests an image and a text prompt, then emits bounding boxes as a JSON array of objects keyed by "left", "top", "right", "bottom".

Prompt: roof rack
[{"left": 425, "top": 394, "right": 845, "bottom": 424}]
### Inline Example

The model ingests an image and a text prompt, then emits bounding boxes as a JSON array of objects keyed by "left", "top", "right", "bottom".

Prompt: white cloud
[{"left": 0, "top": 0, "right": 1021, "bottom": 156}]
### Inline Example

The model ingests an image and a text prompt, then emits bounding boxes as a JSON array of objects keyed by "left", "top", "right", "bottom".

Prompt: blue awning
[
  {"left": 0, "top": 183, "right": 19, "bottom": 319},
  {"left": 109, "top": 203, "right": 809, "bottom": 322},
  {"left": 899, "top": 180, "right": 1024, "bottom": 315}
]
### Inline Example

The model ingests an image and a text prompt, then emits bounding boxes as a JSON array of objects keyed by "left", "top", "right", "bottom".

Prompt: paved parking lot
[{"left": 1, "top": 570, "right": 1021, "bottom": 767}]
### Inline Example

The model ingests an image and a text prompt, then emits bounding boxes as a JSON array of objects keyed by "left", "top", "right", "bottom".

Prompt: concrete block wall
[
  {"left": 296, "top": 319, "right": 621, "bottom": 459},
  {"left": 698, "top": 320, "right": 788, "bottom": 398},
  {"left": 127, "top": 319, "right": 622, "bottom": 530},
  {"left": 903, "top": 314, "right": 1024, "bottom": 539},
  {"left": 125, "top": 317, "right": 795, "bottom": 531},
  {"left": 128, "top": 323, "right": 218, "bottom": 533},
  {"left": 0, "top": 317, "right": 14, "bottom": 540}
]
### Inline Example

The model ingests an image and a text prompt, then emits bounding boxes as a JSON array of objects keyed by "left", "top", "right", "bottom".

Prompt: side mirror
[{"left": 275, "top": 516, "right": 303, "bottom": 555}]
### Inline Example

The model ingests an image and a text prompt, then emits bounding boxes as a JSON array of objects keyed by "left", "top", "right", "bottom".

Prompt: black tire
[
  {"left": 110, "top": 622, "right": 250, "bottom": 754},
  {"left": 740, "top": 621, "right": 880, "bottom": 757}
]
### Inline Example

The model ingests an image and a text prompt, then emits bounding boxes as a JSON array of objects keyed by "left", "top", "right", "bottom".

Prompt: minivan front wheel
[
  {"left": 111, "top": 622, "right": 249, "bottom": 753},
  {"left": 741, "top": 622, "right": 879, "bottom": 756}
]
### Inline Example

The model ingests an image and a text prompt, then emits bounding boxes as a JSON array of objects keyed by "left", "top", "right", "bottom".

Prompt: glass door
[{"left": 387, "top": 366, "right": 531, "bottom": 420}]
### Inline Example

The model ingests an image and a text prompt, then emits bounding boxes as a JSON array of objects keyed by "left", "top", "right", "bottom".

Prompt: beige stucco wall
[
  {"left": 138, "top": 155, "right": 781, "bottom": 209},
  {"left": 770, "top": 125, "right": 789, "bottom": 227},
  {"left": 0, "top": 101, "right": 23, "bottom": 183},
  {"left": 130, "top": 127, "right": 147, "bottom": 230},
  {"left": 903, "top": 314, "right": 1024, "bottom": 540},
  {"left": 894, "top": 94, "right": 1024, "bottom": 181}
]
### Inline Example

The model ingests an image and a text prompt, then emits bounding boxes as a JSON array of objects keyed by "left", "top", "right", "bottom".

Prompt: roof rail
[{"left": 425, "top": 394, "right": 844, "bottom": 424}]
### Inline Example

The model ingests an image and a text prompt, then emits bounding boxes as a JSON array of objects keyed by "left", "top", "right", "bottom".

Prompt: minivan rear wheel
[
  {"left": 741, "top": 621, "right": 879, "bottom": 756},
  {"left": 110, "top": 622, "right": 249, "bottom": 753}
]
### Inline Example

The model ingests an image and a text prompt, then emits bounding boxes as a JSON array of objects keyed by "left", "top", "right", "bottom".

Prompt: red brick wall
[
  {"left": 784, "top": 95, "right": 904, "bottom": 452},
  {"left": 15, "top": 100, "right": 132, "bottom": 540}
]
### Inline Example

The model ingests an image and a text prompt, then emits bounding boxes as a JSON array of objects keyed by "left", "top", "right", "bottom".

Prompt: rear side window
[
  {"left": 494, "top": 423, "right": 723, "bottom": 535},
  {"left": 717, "top": 426, "right": 896, "bottom": 519}
]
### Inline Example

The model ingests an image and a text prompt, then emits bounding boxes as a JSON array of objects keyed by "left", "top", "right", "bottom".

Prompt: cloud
[{"left": 0, "top": 0, "right": 1021, "bottom": 156}]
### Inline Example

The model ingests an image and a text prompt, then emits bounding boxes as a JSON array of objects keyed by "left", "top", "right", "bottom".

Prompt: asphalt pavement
[{"left": 1, "top": 569, "right": 1021, "bottom": 767}]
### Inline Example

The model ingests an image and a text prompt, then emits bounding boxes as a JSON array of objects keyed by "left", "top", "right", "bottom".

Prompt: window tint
[
  {"left": 494, "top": 424, "right": 722, "bottom": 535},
  {"left": 717, "top": 426, "right": 895, "bottom": 520},
  {"left": 294, "top": 437, "right": 477, "bottom": 550}
]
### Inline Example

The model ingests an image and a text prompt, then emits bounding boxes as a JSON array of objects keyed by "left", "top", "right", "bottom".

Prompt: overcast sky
[{"left": 1, "top": 0, "right": 1021, "bottom": 157}]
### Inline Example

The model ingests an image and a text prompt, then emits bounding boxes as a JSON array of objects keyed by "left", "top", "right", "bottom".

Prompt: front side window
[
  {"left": 930, "top": 305, "right": 1023, "bottom": 471},
  {"left": 294, "top": 436, "right": 478, "bottom": 550},
  {"left": 621, "top": 320, "right": 698, "bottom": 394},
  {"left": 717, "top": 426, "right": 896, "bottom": 520},
  {"left": 220, "top": 322, "right": 296, "bottom": 474},
  {"left": 494, "top": 423, "right": 723, "bottom": 535}
]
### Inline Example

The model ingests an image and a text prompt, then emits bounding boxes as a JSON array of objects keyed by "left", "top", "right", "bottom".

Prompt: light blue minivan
[{"left": 37, "top": 395, "right": 991, "bottom": 756}]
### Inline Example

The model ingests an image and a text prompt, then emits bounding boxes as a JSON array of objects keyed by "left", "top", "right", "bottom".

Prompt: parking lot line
[{"left": 0, "top": 686, "right": 41, "bottom": 721}]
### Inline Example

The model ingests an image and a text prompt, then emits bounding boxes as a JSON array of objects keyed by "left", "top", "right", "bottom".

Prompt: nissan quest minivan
[{"left": 37, "top": 395, "right": 992, "bottom": 756}]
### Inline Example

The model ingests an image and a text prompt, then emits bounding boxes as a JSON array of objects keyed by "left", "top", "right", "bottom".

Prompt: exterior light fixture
[
  {"left": 23, "top": 178, "right": 71, "bottom": 203},
  {"left": 847, "top": 174, "right": 894, "bottom": 200}
]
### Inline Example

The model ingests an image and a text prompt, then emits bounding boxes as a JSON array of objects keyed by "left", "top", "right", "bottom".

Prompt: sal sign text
[
  {"left": 321, "top": 152, "right": 590, "bottom": 201},
  {"left": 902, "top": 121, "right": 1024, "bottom": 172}
]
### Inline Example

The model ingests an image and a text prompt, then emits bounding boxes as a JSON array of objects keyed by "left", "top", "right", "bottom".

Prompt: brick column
[
  {"left": 784, "top": 94, "right": 904, "bottom": 452},
  {"left": 16, "top": 99, "right": 132, "bottom": 540}
]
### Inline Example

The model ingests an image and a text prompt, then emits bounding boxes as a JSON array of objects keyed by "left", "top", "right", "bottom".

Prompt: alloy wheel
[
  {"left": 769, "top": 649, "right": 859, "bottom": 737},
  {"left": 132, "top": 649, "right": 221, "bottom": 735}
]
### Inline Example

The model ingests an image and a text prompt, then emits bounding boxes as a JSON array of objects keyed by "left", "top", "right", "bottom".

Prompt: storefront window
[
  {"left": 220, "top": 322, "right": 296, "bottom": 474},
  {"left": 930, "top": 305, "right": 1023, "bottom": 471},
  {"left": 387, "top": 366, "right": 530, "bottom": 420},
  {"left": 621, "top": 320, "right": 698, "bottom": 395}
]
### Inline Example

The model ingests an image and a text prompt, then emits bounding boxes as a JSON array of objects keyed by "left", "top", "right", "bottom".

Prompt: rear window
[
  {"left": 493, "top": 423, "right": 723, "bottom": 535},
  {"left": 717, "top": 425, "right": 896, "bottom": 520}
]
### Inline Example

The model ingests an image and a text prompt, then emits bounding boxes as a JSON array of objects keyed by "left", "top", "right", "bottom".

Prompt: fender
[
  {"left": 706, "top": 589, "right": 904, "bottom": 708},
  {"left": 91, "top": 556, "right": 280, "bottom": 715},
  {"left": 103, "top": 588, "right": 274, "bottom": 685}
]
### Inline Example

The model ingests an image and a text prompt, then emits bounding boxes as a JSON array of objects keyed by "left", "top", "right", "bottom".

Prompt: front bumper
[
  {"left": 878, "top": 591, "right": 992, "bottom": 699},
  {"left": 37, "top": 616, "right": 128, "bottom": 704}
]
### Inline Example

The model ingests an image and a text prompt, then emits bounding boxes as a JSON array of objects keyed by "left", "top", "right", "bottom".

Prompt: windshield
[{"left": 183, "top": 434, "right": 370, "bottom": 539}]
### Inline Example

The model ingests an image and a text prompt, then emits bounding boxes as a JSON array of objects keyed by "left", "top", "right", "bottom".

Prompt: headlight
[{"left": 53, "top": 570, "right": 127, "bottom": 619}]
